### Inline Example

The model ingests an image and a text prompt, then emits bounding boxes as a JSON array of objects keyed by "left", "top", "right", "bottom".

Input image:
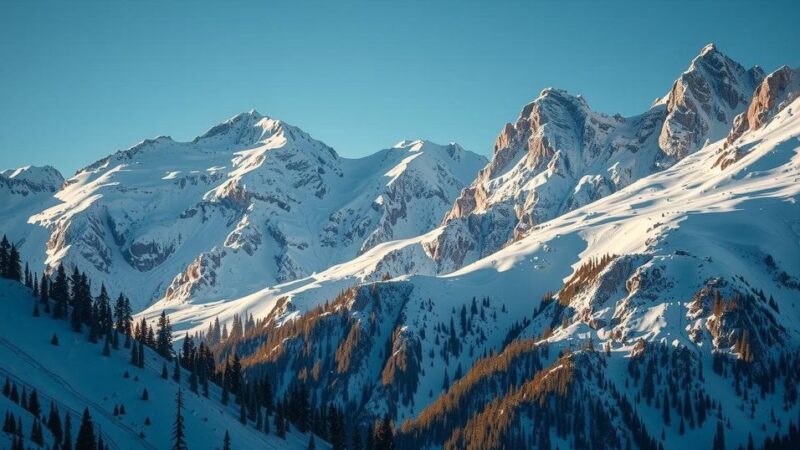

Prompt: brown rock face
[
  {"left": 734, "top": 66, "right": 799, "bottom": 138},
  {"left": 717, "top": 66, "right": 799, "bottom": 169}
]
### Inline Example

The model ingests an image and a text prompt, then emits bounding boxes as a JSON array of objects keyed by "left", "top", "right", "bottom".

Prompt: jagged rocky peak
[
  {"left": 433, "top": 45, "right": 766, "bottom": 274},
  {"left": 491, "top": 88, "right": 592, "bottom": 176},
  {"left": 0, "top": 165, "right": 64, "bottom": 192},
  {"left": 728, "top": 65, "right": 800, "bottom": 142},
  {"left": 658, "top": 43, "right": 764, "bottom": 160}
]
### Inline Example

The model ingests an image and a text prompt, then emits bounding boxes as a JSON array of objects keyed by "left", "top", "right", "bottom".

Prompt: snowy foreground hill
[
  {"left": 0, "top": 280, "right": 320, "bottom": 449},
  {"left": 2, "top": 45, "right": 800, "bottom": 450}
]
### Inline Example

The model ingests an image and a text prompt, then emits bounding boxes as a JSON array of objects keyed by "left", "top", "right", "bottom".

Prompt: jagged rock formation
[{"left": 428, "top": 45, "right": 764, "bottom": 272}]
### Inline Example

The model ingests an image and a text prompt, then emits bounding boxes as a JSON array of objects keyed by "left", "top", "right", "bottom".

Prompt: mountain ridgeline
[{"left": 2, "top": 45, "right": 800, "bottom": 450}]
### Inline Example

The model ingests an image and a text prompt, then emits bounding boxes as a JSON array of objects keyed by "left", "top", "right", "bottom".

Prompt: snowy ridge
[
  {"left": 13, "top": 112, "right": 483, "bottom": 311},
  {"left": 177, "top": 65, "right": 800, "bottom": 450},
  {"left": 428, "top": 44, "right": 764, "bottom": 273}
]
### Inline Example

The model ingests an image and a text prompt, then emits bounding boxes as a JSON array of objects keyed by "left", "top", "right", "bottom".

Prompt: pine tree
[
  {"left": 137, "top": 340, "right": 145, "bottom": 368},
  {"left": 103, "top": 335, "right": 111, "bottom": 356},
  {"left": 156, "top": 310, "right": 173, "bottom": 359},
  {"left": 0, "top": 235, "right": 10, "bottom": 277},
  {"left": 39, "top": 272, "right": 49, "bottom": 304},
  {"left": 308, "top": 434, "right": 316, "bottom": 450},
  {"left": 172, "top": 389, "right": 188, "bottom": 450},
  {"left": 75, "top": 408, "right": 96, "bottom": 450},
  {"left": 223, "top": 431, "right": 231, "bottom": 450},
  {"left": 328, "top": 404, "right": 346, "bottom": 450},
  {"left": 130, "top": 339, "right": 139, "bottom": 366},
  {"left": 63, "top": 413, "right": 73, "bottom": 450},
  {"left": 7, "top": 244, "right": 21, "bottom": 281},
  {"left": 52, "top": 264, "right": 70, "bottom": 319},
  {"left": 162, "top": 361, "right": 169, "bottom": 379},
  {"left": 142, "top": 388, "right": 149, "bottom": 401},
  {"left": 28, "top": 389, "right": 41, "bottom": 416},
  {"left": 31, "top": 418, "right": 44, "bottom": 446},
  {"left": 47, "top": 402, "right": 63, "bottom": 443},
  {"left": 712, "top": 420, "right": 725, "bottom": 450},
  {"left": 373, "top": 414, "right": 394, "bottom": 450}
]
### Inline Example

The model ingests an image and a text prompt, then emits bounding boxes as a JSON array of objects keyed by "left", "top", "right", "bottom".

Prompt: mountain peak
[
  {"left": 1, "top": 165, "right": 64, "bottom": 192},
  {"left": 699, "top": 42, "right": 717, "bottom": 57}
]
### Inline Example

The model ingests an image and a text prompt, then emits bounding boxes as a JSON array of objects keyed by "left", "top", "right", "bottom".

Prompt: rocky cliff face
[
  {"left": 428, "top": 45, "right": 764, "bottom": 272},
  {"left": 658, "top": 44, "right": 764, "bottom": 160}
]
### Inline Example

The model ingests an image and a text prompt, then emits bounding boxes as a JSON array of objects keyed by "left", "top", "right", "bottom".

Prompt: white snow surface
[
  {"left": 0, "top": 280, "right": 319, "bottom": 450},
  {"left": 5, "top": 111, "right": 484, "bottom": 312}
]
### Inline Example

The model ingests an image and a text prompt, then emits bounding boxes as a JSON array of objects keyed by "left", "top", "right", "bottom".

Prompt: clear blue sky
[{"left": 1, "top": 0, "right": 798, "bottom": 175}]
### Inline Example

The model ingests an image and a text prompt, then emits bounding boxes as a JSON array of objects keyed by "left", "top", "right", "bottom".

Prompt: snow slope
[
  {"left": 181, "top": 68, "right": 800, "bottom": 450},
  {"left": 0, "top": 279, "right": 320, "bottom": 449},
  {"left": 0, "top": 166, "right": 64, "bottom": 274}
]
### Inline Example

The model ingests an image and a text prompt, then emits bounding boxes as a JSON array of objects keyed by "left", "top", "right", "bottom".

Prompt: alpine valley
[{"left": 1, "top": 45, "right": 799, "bottom": 450}]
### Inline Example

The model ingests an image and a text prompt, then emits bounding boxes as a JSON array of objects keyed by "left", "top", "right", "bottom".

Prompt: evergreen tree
[
  {"left": 162, "top": 361, "right": 169, "bottom": 379},
  {"left": 712, "top": 420, "right": 725, "bottom": 450},
  {"left": 172, "top": 389, "right": 188, "bottom": 450},
  {"left": 373, "top": 414, "right": 394, "bottom": 450},
  {"left": 75, "top": 408, "right": 96, "bottom": 450},
  {"left": 130, "top": 339, "right": 139, "bottom": 366},
  {"left": 0, "top": 235, "right": 10, "bottom": 277},
  {"left": 96, "top": 284, "right": 113, "bottom": 337},
  {"left": 308, "top": 434, "right": 316, "bottom": 450},
  {"left": 7, "top": 244, "right": 21, "bottom": 281},
  {"left": 31, "top": 418, "right": 44, "bottom": 446},
  {"left": 47, "top": 402, "right": 63, "bottom": 443},
  {"left": 39, "top": 272, "right": 49, "bottom": 304},
  {"left": 328, "top": 404, "right": 345, "bottom": 450},
  {"left": 137, "top": 340, "right": 145, "bottom": 368},
  {"left": 28, "top": 389, "right": 41, "bottom": 417},
  {"left": 156, "top": 310, "right": 173, "bottom": 359},
  {"left": 63, "top": 413, "right": 73, "bottom": 450},
  {"left": 223, "top": 431, "right": 231, "bottom": 450},
  {"left": 52, "top": 264, "right": 70, "bottom": 319}
]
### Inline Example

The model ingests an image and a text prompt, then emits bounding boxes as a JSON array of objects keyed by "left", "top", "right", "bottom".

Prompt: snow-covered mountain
[
  {"left": 11, "top": 112, "right": 483, "bottom": 310},
  {"left": 0, "top": 166, "right": 64, "bottom": 273},
  {"left": 158, "top": 50, "right": 800, "bottom": 450},
  {"left": 427, "top": 44, "right": 765, "bottom": 272},
  {"left": 2, "top": 44, "right": 799, "bottom": 450}
]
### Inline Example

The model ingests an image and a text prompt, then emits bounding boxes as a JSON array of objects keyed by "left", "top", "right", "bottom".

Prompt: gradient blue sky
[{"left": 1, "top": 0, "right": 799, "bottom": 175}]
